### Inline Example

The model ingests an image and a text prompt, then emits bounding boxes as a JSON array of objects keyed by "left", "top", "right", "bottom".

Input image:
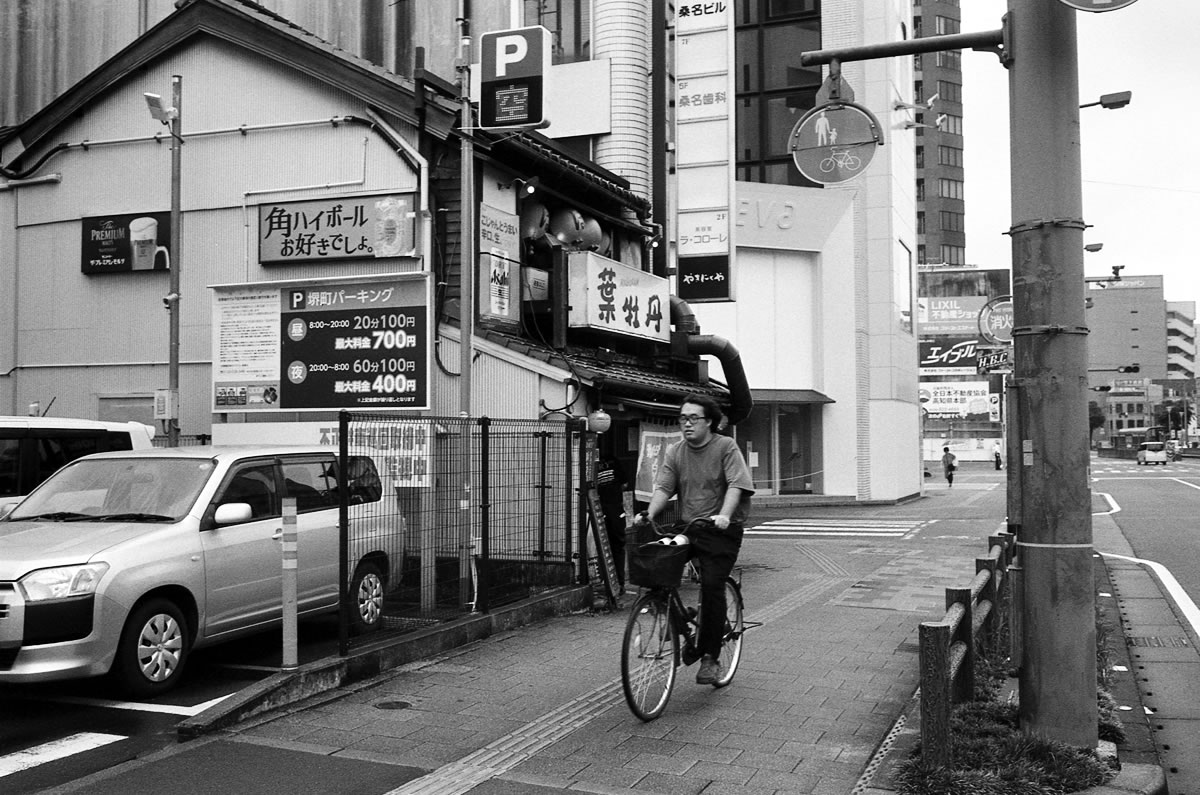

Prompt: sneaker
[{"left": 696, "top": 655, "right": 721, "bottom": 685}]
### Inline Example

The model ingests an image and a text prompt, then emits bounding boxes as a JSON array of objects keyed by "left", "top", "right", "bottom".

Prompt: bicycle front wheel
[
  {"left": 712, "top": 578, "right": 744, "bottom": 687},
  {"left": 622, "top": 592, "right": 678, "bottom": 721}
]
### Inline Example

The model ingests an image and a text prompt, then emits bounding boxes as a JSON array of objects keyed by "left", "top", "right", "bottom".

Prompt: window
[
  {"left": 936, "top": 50, "right": 961, "bottom": 70},
  {"left": 916, "top": 179, "right": 925, "bottom": 201},
  {"left": 734, "top": 6, "right": 822, "bottom": 187},
  {"left": 917, "top": 211, "right": 925, "bottom": 234},
  {"left": 940, "top": 244, "right": 966, "bottom": 265},
  {"left": 916, "top": 145, "right": 925, "bottom": 169},
  {"left": 935, "top": 80, "right": 962, "bottom": 103},
  {"left": 938, "top": 145, "right": 963, "bottom": 167},
  {"left": 939, "top": 211, "right": 965, "bottom": 232},
  {"left": 935, "top": 16, "right": 960, "bottom": 35},
  {"left": 940, "top": 114, "right": 963, "bottom": 135},
  {"left": 938, "top": 178, "right": 964, "bottom": 200},
  {"left": 524, "top": 0, "right": 591, "bottom": 64}
]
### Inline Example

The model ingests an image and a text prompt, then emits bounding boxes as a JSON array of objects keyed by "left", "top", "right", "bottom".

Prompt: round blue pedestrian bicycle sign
[{"left": 789, "top": 101, "right": 883, "bottom": 185}]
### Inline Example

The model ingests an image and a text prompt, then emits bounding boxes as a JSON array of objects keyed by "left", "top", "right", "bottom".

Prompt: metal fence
[{"left": 337, "top": 412, "right": 581, "bottom": 653}]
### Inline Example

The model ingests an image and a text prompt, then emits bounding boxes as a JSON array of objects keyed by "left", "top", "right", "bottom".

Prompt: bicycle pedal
[{"left": 682, "top": 643, "right": 703, "bottom": 666}]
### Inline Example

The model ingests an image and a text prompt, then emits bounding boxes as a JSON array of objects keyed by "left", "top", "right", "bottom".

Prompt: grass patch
[{"left": 894, "top": 587, "right": 1123, "bottom": 793}]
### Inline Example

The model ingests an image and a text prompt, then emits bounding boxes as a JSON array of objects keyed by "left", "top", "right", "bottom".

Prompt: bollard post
[
  {"left": 919, "top": 621, "right": 952, "bottom": 768},
  {"left": 947, "top": 586, "right": 973, "bottom": 702},
  {"left": 281, "top": 497, "right": 298, "bottom": 671}
]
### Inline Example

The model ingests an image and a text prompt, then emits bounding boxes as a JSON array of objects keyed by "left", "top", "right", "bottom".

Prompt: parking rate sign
[{"left": 480, "top": 26, "right": 551, "bottom": 129}]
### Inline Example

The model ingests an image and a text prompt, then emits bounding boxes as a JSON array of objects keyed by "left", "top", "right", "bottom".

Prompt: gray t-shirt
[{"left": 655, "top": 434, "right": 755, "bottom": 523}]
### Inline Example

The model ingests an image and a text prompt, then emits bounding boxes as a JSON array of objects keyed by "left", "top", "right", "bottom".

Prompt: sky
[{"left": 958, "top": 0, "right": 1200, "bottom": 307}]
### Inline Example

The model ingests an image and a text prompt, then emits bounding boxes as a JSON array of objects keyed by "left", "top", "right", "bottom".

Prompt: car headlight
[{"left": 19, "top": 563, "right": 110, "bottom": 601}]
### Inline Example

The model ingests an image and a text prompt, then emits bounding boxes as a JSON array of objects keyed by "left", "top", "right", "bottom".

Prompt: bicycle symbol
[{"left": 819, "top": 147, "right": 862, "bottom": 174}]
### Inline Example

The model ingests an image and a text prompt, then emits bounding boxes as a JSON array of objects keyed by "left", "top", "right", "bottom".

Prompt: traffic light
[
  {"left": 1116, "top": 364, "right": 1140, "bottom": 373},
  {"left": 1089, "top": 386, "right": 1112, "bottom": 392}
]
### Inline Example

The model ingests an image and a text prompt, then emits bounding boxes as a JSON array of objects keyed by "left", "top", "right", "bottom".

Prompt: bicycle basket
[{"left": 628, "top": 542, "right": 690, "bottom": 589}]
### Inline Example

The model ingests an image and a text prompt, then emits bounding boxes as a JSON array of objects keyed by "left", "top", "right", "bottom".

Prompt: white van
[
  {"left": 0, "top": 416, "right": 156, "bottom": 510},
  {"left": 1136, "top": 441, "right": 1168, "bottom": 466}
]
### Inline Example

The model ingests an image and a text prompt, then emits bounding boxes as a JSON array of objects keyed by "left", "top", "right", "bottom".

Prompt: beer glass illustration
[{"left": 129, "top": 216, "right": 170, "bottom": 270}]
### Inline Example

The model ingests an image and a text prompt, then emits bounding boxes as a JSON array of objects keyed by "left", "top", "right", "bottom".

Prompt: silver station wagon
[{"left": 0, "top": 446, "right": 403, "bottom": 696}]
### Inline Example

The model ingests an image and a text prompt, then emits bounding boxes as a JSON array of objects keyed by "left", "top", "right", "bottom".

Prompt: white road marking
[
  {"left": 45, "top": 693, "right": 232, "bottom": 717},
  {"left": 0, "top": 732, "right": 125, "bottom": 778},
  {"left": 748, "top": 518, "right": 924, "bottom": 539}
]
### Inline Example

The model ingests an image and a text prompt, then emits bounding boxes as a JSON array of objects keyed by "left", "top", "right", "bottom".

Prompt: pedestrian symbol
[{"left": 789, "top": 102, "right": 883, "bottom": 185}]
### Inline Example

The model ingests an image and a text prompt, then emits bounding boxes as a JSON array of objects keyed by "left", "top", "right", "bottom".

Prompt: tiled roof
[{"left": 478, "top": 327, "right": 728, "bottom": 404}]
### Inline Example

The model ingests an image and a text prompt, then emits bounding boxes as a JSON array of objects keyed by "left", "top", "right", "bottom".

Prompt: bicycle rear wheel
[
  {"left": 712, "top": 578, "right": 744, "bottom": 687},
  {"left": 622, "top": 592, "right": 678, "bottom": 721}
]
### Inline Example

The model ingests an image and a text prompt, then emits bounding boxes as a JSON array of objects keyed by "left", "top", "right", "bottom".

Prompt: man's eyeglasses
[{"left": 677, "top": 414, "right": 706, "bottom": 426}]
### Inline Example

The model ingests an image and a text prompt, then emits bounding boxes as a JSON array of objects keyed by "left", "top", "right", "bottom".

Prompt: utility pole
[
  {"left": 457, "top": 3, "right": 476, "bottom": 608},
  {"left": 800, "top": 0, "right": 1098, "bottom": 749},
  {"left": 167, "top": 74, "right": 183, "bottom": 448},
  {"left": 1007, "top": 0, "right": 1096, "bottom": 746}
]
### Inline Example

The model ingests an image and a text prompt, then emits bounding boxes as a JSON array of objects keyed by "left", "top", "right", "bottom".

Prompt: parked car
[
  {"left": 0, "top": 416, "right": 156, "bottom": 511},
  {"left": 0, "top": 446, "right": 403, "bottom": 696},
  {"left": 1136, "top": 441, "right": 1168, "bottom": 465}
]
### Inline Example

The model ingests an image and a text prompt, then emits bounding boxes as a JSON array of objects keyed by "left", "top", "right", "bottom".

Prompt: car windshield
[{"left": 6, "top": 457, "right": 216, "bottom": 522}]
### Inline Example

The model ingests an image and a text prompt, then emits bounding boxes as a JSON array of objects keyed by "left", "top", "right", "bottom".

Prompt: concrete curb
[{"left": 176, "top": 584, "right": 593, "bottom": 739}]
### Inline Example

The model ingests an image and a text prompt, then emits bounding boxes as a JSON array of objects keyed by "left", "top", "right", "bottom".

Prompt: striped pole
[{"left": 281, "top": 497, "right": 298, "bottom": 671}]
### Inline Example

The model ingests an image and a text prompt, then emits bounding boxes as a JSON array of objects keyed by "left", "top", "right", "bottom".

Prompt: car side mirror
[{"left": 214, "top": 502, "right": 253, "bottom": 525}]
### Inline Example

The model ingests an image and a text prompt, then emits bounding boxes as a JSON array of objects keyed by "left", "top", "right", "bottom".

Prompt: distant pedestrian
[
  {"left": 992, "top": 441, "right": 1003, "bottom": 470},
  {"left": 941, "top": 446, "right": 957, "bottom": 487}
]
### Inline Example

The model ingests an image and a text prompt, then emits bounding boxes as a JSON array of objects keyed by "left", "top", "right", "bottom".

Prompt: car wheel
[
  {"left": 112, "top": 597, "right": 189, "bottom": 698},
  {"left": 350, "top": 561, "right": 385, "bottom": 635}
]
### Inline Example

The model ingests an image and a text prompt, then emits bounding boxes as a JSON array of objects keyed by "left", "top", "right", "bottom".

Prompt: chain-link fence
[{"left": 338, "top": 412, "right": 582, "bottom": 653}]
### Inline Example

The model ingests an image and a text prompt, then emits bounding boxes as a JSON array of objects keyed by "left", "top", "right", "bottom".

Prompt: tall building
[
  {"left": 1086, "top": 275, "right": 1167, "bottom": 387},
  {"left": 1166, "top": 301, "right": 1197, "bottom": 383},
  {"left": 911, "top": 0, "right": 966, "bottom": 267}
]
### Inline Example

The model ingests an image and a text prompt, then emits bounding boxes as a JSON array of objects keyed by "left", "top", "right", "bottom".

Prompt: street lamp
[
  {"left": 1079, "top": 90, "right": 1132, "bottom": 110},
  {"left": 145, "top": 76, "right": 183, "bottom": 447}
]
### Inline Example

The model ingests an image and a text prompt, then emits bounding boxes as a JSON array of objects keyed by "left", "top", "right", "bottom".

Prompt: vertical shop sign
[
  {"left": 478, "top": 203, "right": 521, "bottom": 325},
  {"left": 674, "top": 2, "right": 736, "bottom": 301}
]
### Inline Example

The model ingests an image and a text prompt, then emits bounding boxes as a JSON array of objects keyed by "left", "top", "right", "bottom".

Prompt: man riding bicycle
[{"left": 638, "top": 393, "right": 754, "bottom": 685}]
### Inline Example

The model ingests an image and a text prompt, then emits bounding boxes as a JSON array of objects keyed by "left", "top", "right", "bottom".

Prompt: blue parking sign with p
[{"left": 480, "top": 26, "right": 551, "bottom": 129}]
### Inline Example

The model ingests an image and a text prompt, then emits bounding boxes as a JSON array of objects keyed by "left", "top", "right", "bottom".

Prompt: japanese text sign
[
  {"left": 81, "top": 211, "right": 171, "bottom": 274},
  {"left": 210, "top": 274, "right": 431, "bottom": 412},
  {"left": 919, "top": 336, "right": 979, "bottom": 375},
  {"left": 566, "top": 252, "right": 669, "bottom": 343},
  {"left": 258, "top": 194, "right": 415, "bottom": 264}
]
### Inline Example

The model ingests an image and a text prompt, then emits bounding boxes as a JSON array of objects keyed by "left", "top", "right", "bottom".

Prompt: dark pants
[
  {"left": 994, "top": 454, "right": 1002, "bottom": 470},
  {"left": 687, "top": 522, "right": 744, "bottom": 657}
]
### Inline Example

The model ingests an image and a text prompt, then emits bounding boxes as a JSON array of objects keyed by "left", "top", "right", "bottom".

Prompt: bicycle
[{"left": 620, "top": 517, "right": 746, "bottom": 721}]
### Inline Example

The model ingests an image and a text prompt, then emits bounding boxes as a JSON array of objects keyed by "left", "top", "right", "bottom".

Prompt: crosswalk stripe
[
  {"left": 747, "top": 518, "right": 924, "bottom": 539},
  {"left": 0, "top": 732, "right": 125, "bottom": 778}
]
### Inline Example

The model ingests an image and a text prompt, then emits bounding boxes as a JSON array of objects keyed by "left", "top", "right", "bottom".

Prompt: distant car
[
  {"left": 0, "top": 446, "right": 403, "bottom": 696},
  {"left": 1136, "top": 442, "right": 1168, "bottom": 465},
  {"left": 0, "top": 416, "right": 156, "bottom": 511}
]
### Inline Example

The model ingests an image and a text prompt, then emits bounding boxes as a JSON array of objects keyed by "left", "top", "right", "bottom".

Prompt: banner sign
[
  {"left": 634, "top": 424, "right": 682, "bottom": 501},
  {"left": 567, "top": 252, "right": 669, "bottom": 343},
  {"left": 920, "top": 337, "right": 979, "bottom": 375},
  {"left": 479, "top": 203, "right": 521, "bottom": 325},
  {"left": 81, "top": 211, "right": 171, "bottom": 274},
  {"left": 917, "top": 295, "right": 987, "bottom": 336},
  {"left": 211, "top": 274, "right": 431, "bottom": 412},
  {"left": 258, "top": 194, "right": 416, "bottom": 264},
  {"left": 919, "top": 380, "right": 994, "bottom": 420}
]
